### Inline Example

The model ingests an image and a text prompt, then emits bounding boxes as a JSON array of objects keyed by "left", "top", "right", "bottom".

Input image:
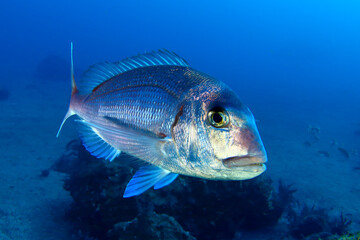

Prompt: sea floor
[{"left": 0, "top": 78, "right": 359, "bottom": 239}]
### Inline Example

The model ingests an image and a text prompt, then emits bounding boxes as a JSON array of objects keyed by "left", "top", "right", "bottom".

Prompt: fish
[
  {"left": 318, "top": 150, "right": 330, "bottom": 158},
  {"left": 303, "top": 141, "right": 312, "bottom": 147},
  {"left": 57, "top": 43, "right": 267, "bottom": 198},
  {"left": 338, "top": 147, "right": 350, "bottom": 159}
]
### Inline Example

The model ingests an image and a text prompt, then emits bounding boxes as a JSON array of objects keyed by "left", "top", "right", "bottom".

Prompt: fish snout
[
  {"left": 233, "top": 121, "right": 266, "bottom": 153},
  {"left": 224, "top": 123, "right": 267, "bottom": 169}
]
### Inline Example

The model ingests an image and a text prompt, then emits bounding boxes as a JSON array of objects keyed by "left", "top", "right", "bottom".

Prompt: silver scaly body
[{"left": 58, "top": 47, "right": 267, "bottom": 197}]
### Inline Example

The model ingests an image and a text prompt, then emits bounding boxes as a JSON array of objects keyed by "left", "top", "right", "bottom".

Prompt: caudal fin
[{"left": 56, "top": 42, "right": 78, "bottom": 137}]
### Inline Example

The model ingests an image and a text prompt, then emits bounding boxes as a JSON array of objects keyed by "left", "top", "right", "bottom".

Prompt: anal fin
[
  {"left": 123, "top": 165, "right": 178, "bottom": 198},
  {"left": 77, "top": 120, "right": 121, "bottom": 161},
  {"left": 154, "top": 172, "right": 179, "bottom": 190}
]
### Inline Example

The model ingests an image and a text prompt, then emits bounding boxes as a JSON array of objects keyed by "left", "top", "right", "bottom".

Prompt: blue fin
[
  {"left": 123, "top": 165, "right": 175, "bottom": 198},
  {"left": 79, "top": 49, "right": 190, "bottom": 94},
  {"left": 154, "top": 173, "right": 179, "bottom": 190},
  {"left": 77, "top": 120, "right": 121, "bottom": 161}
]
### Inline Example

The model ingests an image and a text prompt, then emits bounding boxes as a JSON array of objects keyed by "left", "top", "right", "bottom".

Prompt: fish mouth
[{"left": 222, "top": 155, "right": 267, "bottom": 169}]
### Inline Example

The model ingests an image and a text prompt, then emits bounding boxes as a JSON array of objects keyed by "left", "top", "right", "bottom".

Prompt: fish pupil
[{"left": 213, "top": 113, "right": 223, "bottom": 123}]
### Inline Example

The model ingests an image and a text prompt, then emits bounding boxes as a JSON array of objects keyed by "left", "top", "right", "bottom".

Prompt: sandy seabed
[{"left": 0, "top": 79, "right": 359, "bottom": 239}]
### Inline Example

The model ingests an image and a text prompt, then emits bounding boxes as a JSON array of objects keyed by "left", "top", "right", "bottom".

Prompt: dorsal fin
[{"left": 79, "top": 49, "right": 190, "bottom": 94}]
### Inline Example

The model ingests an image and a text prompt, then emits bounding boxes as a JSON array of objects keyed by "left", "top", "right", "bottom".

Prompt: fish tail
[{"left": 56, "top": 42, "right": 78, "bottom": 138}]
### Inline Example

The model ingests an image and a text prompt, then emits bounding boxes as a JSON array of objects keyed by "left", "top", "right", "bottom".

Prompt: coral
[
  {"left": 307, "top": 231, "right": 360, "bottom": 240},
  {"left": 151, "top": 176, "right": 285, "bottom": 240},
  {"left": 288, "top": 204, "right": 352, "bottom": 239},
  {"left": 335, "top": 232, "right": 360, "bottom": 240},
  {"left": 56, "top": 140, "right": 197, "bottom": 239},
  {"left": 55, "top": 139, "right": 356, "bottom": 240},
  {"left": 277, "top": 180, "right": 298, "bottom": 208},
  {"left": 329, "top": 213, "right": 352, "bottom": 236},
  {"left": 290, "top": 205, "right": 328, "bottom": 239},
  {"left": 107, "top": 211, "right": 196, "bottom": 240},
  {"left": 56, "top": 140, "right": 289, "bottom": 239}
]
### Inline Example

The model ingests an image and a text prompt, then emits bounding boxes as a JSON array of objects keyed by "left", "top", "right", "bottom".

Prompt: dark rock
[
  {"left": 108, "top": 211, "right": 196, "bottom": 240},
  {"left": 63, "top": 156, "right": 138, "bottom": 239},
  {"left": 152, "top": 176, "right": 285, "bottom": 240},
  {"left": 52, "top": 139, "right": 91, "bottom": 174},
  {"left": 56, "top": 140, "right": 297, "bottom": 240},
  {"left": 40, "top": 169, "right": 50, "bottom": 177}
]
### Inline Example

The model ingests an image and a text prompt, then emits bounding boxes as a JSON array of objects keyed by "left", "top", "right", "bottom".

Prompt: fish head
[
  {"left": 205, "top": 104, "right": 267, "bottom": 180},
  {"left": 177, "top": 81, "right": 267, "bottom": 180}
]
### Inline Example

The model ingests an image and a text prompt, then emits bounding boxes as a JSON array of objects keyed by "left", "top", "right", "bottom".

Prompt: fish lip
[{"left": 222, "top": 155, "right": 267, "bottom": 168}]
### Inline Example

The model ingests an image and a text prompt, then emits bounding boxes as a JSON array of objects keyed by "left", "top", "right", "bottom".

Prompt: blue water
[{"left": 0, "top": 0, "right": 359, "bottom": 239}]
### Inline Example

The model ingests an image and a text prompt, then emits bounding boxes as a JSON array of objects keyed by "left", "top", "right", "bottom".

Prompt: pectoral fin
[{"left": 123, "top": 165, "right": 178, "bottom": 198}]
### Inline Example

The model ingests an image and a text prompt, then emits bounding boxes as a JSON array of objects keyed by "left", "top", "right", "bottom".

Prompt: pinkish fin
[{"left": 56, "top": 42, "right": 77, "bottom": 137}]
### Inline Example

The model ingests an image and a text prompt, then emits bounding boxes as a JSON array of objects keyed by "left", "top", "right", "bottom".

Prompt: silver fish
[{"left": 57, "top": 43, "right": 267, "bottom": 197}]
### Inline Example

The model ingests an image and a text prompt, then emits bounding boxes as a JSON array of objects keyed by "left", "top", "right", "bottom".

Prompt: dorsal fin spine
[
  {"left": 126, "top": 60, "right": 137, "bottom": 68},
  {"left": 56, "top": 42, "right": 78, "bottom": 138},
  {"left": 71, "top": 42, "right": 78, "bottom": 95},
  {"left": 137, "top": 57, "right": 150, "bottom": 66},
  {"left": 158, "top": 54, "right": 169, "bottom": 64},
  {"left": 131, "top": 59, "right": 144, "bottom": 67},
  {"left": 142, "top": 55, "right": 156, "bottom": 65}
]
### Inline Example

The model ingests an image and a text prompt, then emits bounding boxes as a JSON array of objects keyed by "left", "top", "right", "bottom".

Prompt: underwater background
[{"left": 0, "top": 0, "right": 359, "bottom": 239}]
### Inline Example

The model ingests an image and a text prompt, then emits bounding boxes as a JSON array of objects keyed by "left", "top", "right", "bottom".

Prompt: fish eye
[{"left": 208, "top": 107, "right": 230, "bottom": 128}]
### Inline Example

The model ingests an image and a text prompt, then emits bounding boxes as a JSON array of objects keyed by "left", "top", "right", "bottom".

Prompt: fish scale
[{"left": 83, "top": 66, "right": 211, "bottom": 135}]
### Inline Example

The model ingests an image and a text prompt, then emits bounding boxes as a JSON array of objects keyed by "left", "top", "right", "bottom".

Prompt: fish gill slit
[
  {"left": 157, "top": 132, "right": 167, "bottom": 138},
  {"left": 171, "top": 105, "right": 184, "bottom": 138}
]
